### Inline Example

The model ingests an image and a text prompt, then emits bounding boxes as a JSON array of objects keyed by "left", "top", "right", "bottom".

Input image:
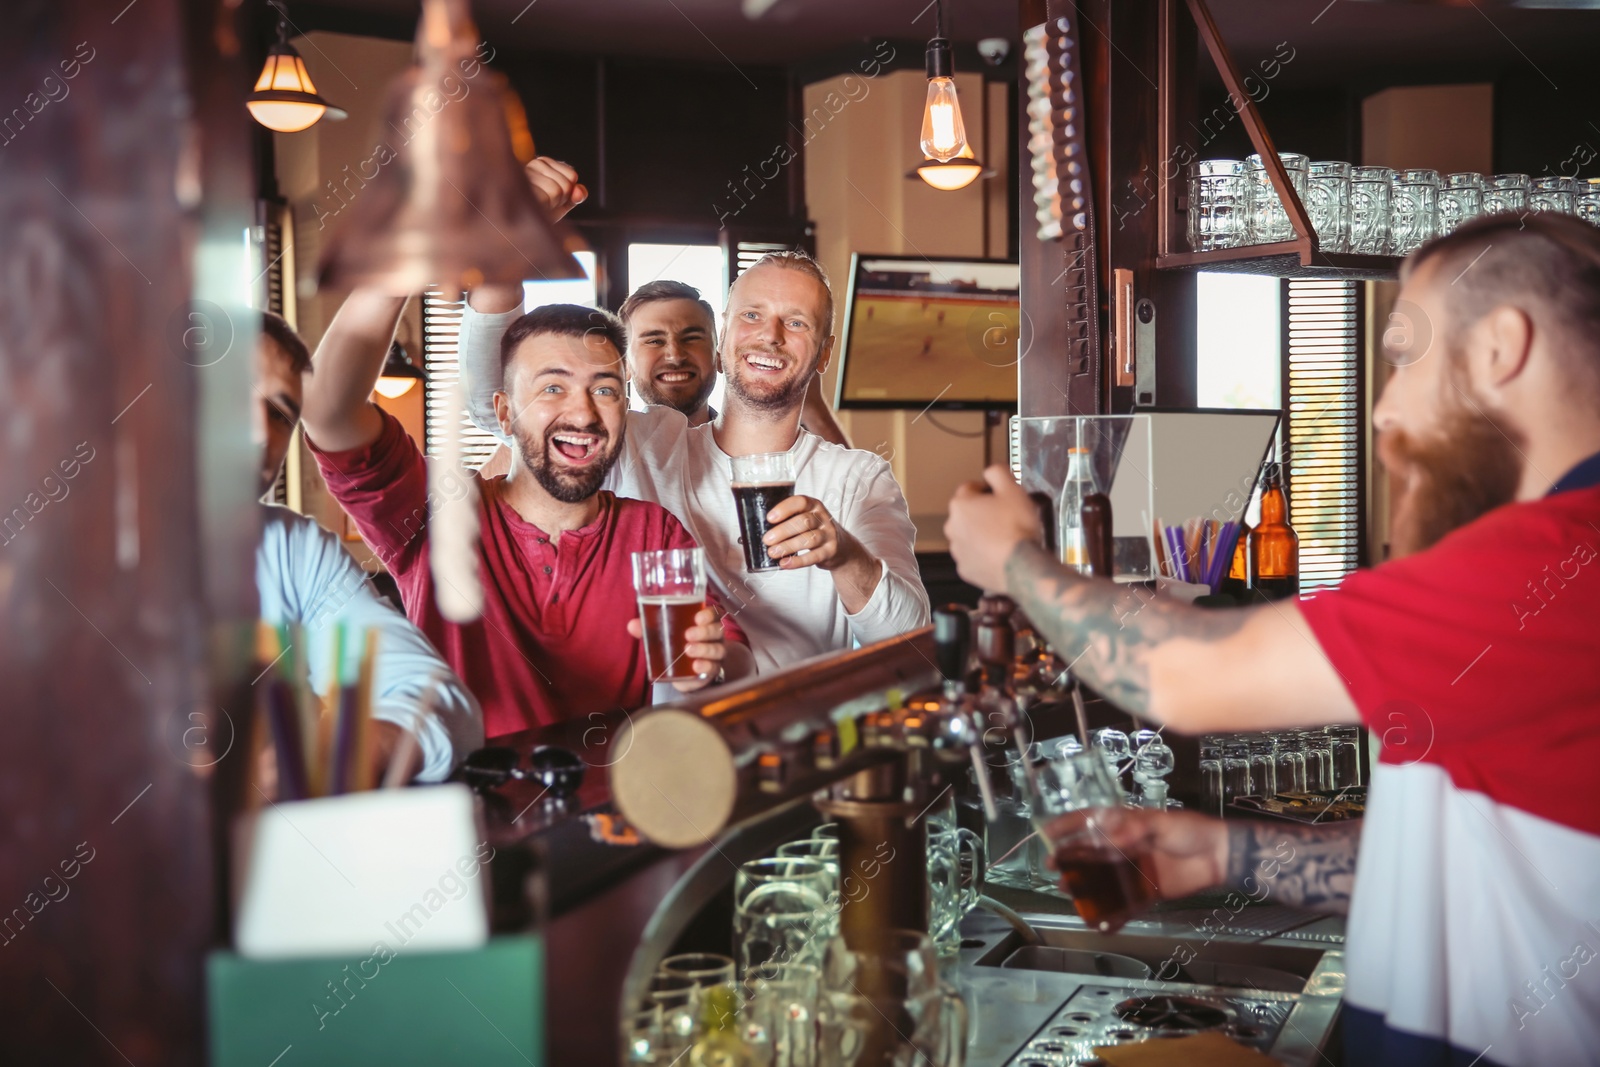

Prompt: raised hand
[{"left": 525, "top": 157, "right": 587, "bottom": 222}]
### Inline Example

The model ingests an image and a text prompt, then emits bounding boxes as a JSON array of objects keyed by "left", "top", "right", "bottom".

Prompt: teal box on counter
[{"left": 208, "top": 935, "right": 543, "bottom": 1067}]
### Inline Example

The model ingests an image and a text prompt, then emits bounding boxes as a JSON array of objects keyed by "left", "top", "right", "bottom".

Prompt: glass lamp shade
[
  {"left": 373, "top": 342, "right": 425, "bottom": 398},
  {"left": 920, "top": 76, "right": 970, "bottom": 162},
  {"left": 912, "top": 145, "right": 985, "bottom": 192},
  {"left": 246, "top": 46, "right": 347, "bottom": 133},
  {"left": 373, "top": 376, "right": 419, "bottom": 399},
  {"left": 916, "top": 159, "right": 983, "bottom": 191}
]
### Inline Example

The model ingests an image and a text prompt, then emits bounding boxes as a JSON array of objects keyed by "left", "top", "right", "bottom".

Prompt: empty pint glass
[
  {"left": 731, "top": 451, "right": 797, "bottom": 572},
  {"left": 632, "top": 548, "right": 707, "bottom": 683}
]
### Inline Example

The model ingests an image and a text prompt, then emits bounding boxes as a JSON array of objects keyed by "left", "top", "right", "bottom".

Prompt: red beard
[{"left": 1378, "top": 375, "right": 1523, "bottom": 558}]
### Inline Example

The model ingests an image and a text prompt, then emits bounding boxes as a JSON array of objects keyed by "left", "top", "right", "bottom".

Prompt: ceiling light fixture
[
  {"left": 373, "top": 340, "right": 426, "bottom": 399},
  {"left": 911, "top": 0, "right": 987, "bottom": 192},
  {"left": 246, "top": 1, "right": 347, "bottom": 134}
]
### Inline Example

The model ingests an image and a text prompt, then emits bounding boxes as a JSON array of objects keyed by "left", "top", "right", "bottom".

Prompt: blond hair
[{"left": 728, "top": 250, "right": 835, "bottom": 336}]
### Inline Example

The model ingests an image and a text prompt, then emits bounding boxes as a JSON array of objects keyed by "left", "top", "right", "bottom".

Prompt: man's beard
[
  {"left": 1379, "top": 368, "right": 1523, "bottom": 558},
  {"left": 635, "top": 363, "right": 716, "bottom": 417},
  {"left": 514, "top": 420, "right": 621, "bottom": 504},
  {"left": 725, "top": 344, "right": 817, "bottom": 413}
]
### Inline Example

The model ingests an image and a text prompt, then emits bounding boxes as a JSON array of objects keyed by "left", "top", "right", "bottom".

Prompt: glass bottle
[
  {"left": 1250, "top": 463, "right": 1299, "bottom": 600},
  {"left": 1219, "top": 520, "right": 1252, "bottom": 599},
  {"left": 1057, "top": 447, "right": 1102, "bottom": 575}
]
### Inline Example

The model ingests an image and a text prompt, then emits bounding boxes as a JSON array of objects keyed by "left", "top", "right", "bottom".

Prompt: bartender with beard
[
  {"left": 945, "top": 212, "right": 1600, "bottom": 1067},
  {"left": 301, "top": 298, "right": 752, "bottom": 738}
]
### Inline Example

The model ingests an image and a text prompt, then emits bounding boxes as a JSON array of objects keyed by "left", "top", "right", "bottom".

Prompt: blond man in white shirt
[{"left": 456, "top": 162, "right": 929, "bottom": 672}]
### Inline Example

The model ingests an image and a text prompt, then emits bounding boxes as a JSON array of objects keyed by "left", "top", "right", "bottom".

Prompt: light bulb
[{"left": 920, "top": 76, "right": 969, "bottom": 162}]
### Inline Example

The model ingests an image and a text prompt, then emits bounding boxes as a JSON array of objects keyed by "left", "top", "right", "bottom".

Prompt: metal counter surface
[{"left": 952, "top": 894, "right": 1346, "bottom": 1066}]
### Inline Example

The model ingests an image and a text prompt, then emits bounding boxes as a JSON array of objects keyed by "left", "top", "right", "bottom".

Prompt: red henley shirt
[{"left": 311, "top": 410, "right": 743, "bottom": 737}]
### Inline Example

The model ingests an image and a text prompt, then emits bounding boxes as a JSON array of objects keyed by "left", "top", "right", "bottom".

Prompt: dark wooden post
[{"left": 0, "top": 0, "right": 257, "bottom": 1062}]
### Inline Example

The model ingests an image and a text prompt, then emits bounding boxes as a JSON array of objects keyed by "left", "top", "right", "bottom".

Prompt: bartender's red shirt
[
  {"left": 1296, "top": 479, "right": 1600, "bottom": 1067},
  {"left": 311, "top": 410, "right": 744, "bottom": 737},
  {"left": 1298, "top": 484, "right": 1600, "bottom": 833}
]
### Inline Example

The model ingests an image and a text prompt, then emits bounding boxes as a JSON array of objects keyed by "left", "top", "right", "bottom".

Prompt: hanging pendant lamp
[
  {"left": 908, "top": 0, "right": 989, "bottom": 192},
  {"left": 246, "top": 3, "right": 347, "bottom": 133}
]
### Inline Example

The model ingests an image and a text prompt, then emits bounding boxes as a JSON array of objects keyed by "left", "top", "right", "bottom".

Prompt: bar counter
[{"left": 476, "top": 655, "right": 1349, "bottom": 1065}]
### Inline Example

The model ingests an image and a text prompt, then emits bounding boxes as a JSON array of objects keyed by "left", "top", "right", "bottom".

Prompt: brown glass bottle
[
  {"left": 1219, "top": 520, "right": 1251, "bottom": 599},
  {"left": 1249, "top": 463, "right": 1299, "bottom": 600}
]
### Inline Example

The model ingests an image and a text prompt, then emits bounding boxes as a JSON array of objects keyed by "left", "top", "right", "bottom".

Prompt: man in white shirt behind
[{"left": 457, "top": 176, "right": 927, "bottom": 670}]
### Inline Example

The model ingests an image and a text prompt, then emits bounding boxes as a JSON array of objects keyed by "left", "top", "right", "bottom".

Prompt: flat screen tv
[{"left": 833, "top": 254, "right": 1021, "bottom": 411}]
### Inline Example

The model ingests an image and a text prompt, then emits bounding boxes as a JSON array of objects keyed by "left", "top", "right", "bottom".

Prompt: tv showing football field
[{"left": 834, "top": 254, "right": 1020, "bottom": 410}]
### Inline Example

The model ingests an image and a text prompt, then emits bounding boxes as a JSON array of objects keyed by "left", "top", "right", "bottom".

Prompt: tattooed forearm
[
  {"left": 1004, "top": 541, "right": 1250, "bottom": 715},
  {"left": 1226, "top": 819, "right": 1360, "bottom": 913}
]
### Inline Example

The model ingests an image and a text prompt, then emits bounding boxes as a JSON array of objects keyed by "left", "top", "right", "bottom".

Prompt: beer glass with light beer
[
  {"left": 632, "top": 548, "right": 708, "bottom": 683},
  {"left": 730, "top": 452, "right": 797, "bottom": 572}
]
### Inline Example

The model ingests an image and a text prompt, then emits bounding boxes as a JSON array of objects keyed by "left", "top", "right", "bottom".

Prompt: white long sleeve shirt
[
  {"left": 256, "top": 505, "right": 483, "bottom": 781},
  {"left": 457, "top": 307, "right": 931, "bottom": 673}
]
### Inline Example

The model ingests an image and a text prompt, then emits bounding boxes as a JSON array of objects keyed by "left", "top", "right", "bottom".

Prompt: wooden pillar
[{"left": 0, "top": 0, "right": 257, "bottom": 1061}]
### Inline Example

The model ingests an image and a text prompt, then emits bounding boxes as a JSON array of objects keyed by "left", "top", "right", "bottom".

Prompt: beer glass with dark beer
[
  {"left": 631, "top": 548, "right": 707, "bottom": 683},
  {"left": 729, "top": 451, "right": 797, "bottom": 572},
  {"left": 1027, "top": 746, "right": 1155, "bottom": 933}
]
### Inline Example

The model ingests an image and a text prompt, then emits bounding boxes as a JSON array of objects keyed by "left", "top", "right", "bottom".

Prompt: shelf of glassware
[{"left": 1156, "top": 241, "right": 1403, "bottom": 281}]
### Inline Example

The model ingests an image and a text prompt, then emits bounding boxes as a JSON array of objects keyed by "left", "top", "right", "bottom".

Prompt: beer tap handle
[
  {"left": 933, "top": 604, "right": 970, "bottom": 685},
  {"left": 932, "top": 604, "right": 1002, "bottom": 821},
  {"left": 1011, "top": 722, "right": 1045, "bottom": 822},
  {"left": 1070, "top": 676, "right": 1090, "bottom": 748},
  {"left": 968, "top": 743, "right": 999, "bottom": 822}
]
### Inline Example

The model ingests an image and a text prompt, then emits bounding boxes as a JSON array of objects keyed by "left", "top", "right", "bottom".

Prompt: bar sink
[{"left": 950, "top": 907, "right": 1345, "bottom": 1067}]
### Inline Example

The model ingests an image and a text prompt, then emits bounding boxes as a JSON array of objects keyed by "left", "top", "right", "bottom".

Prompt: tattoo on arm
[
  {"left": 1004, "top": 541, "right": 1250, "bottom": 715},
  {"left": 1226, "top": 820, "right": 1360, "bottom": 913}
]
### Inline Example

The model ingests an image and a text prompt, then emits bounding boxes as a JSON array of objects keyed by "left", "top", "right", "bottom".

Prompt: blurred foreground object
[{"left": 316, "top": 0, "right": 584, "bottom": 295}]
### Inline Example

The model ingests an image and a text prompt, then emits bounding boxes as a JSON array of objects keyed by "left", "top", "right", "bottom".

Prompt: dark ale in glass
[
  {"left": 733, "top": 481, "right": 795, "bottom": 571},
  {"left": 639, "top": 595, "right": 704, "bottom": 681},
  {"left": 1053, "top": 843, "right": 1156, "bottom": 933}
]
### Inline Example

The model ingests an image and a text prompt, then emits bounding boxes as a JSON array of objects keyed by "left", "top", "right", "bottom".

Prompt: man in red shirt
[
  {"left": 302, "top": 295, "right": 751, "bottom": 739},
  {"left": 945, "top": 213, "right": 1600, "bottom": 1067}
]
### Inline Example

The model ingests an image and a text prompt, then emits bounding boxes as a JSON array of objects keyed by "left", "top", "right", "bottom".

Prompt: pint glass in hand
[
  {"left": 730, "top": 451, "right": 797, "bottom": 572},
  {"left": 1027, "top": 747, "right": 1156, "bottom": 933},
  {"left": 632, "top": 548, "right": 707, "bottom": 683}
]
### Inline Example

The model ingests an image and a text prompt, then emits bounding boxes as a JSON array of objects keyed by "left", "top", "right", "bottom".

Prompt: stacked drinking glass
[
  {"left": 1197, "top": 725, "right": 1364, "bottom": 817},
  {"left": 1187, "top": 155, "right": 1600, "bottom": 255}
]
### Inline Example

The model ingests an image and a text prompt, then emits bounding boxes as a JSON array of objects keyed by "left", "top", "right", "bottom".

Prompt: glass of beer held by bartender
[
  {"left": 1027, "top": 746, "right": 1156, "bottom": 933},
  {"left": 633, "top": 548, "right": 709, "bottom": 683}
]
